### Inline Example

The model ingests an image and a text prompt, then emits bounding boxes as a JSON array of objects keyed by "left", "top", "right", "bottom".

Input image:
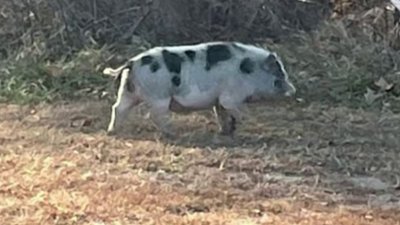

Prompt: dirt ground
[{"left": 0, "top": 98, "right": 400, "bottom": 225}]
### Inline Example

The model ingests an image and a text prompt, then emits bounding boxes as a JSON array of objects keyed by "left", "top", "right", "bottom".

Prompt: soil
[{"left": 0, "top": 99, "right": 399, "bottom": 225}]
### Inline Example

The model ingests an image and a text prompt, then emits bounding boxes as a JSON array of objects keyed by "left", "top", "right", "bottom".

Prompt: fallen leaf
[
  {"left": 364, "top": 88, "right": 382, "bottom": 105},
  {"left": 374, "top": 77, "right": 394, "bottom": 91},
  {"left": 61, "top": 161, "right": 77, "bottom": 168},
  {"left": 81, "top": 171, "right": 94, "bottom": 181},
  {"left": 124, "top": 142, "right": 134, "bottom": 148},
  {"left": 365, "top": 214, "right": 374, "bottom": 220},
  {"left": 70, "top": 116, "right": 94, "bottom": 128}
]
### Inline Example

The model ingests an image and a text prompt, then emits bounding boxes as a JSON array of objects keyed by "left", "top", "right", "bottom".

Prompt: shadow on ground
[{"left": 1, "top": 99, "right": 400, "bottom": 224}]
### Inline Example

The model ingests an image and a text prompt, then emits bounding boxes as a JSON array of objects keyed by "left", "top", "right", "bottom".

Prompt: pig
[{"left": 103, "top": 41, "right": 296, "bottom": 138}]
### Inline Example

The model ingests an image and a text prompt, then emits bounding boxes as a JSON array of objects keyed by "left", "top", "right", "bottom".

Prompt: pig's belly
[{"left": 172, "top": 87, "right": 219, "bottom": 110}]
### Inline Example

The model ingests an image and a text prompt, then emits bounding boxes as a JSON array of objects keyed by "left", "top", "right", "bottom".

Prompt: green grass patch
[{"left": 0, "top": 49, "right": 114, "bottom": 104}]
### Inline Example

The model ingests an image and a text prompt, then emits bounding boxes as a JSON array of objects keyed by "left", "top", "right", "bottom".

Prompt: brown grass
[
  {"left": 1, "top": 99, "right": 399, "bottom": 225},
  {"left": 0, "top": 0, "right": 332, "bottom": 61},
  {"left": 1, "top": 1, "right": 400, "bottom": 224}
]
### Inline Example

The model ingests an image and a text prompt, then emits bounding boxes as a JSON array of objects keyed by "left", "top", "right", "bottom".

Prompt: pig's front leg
[
  {"left": 213, "top": 104, "right": 236, "bottom": 136},
  {"left": 217, "top": 91, "right": 252, "bottom": 137}
]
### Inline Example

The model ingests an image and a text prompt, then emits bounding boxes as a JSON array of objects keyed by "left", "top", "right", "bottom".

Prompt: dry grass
[
  {"left": 0, "top": 98, "right": 399, "bottom": 225},
  {"left": 0, "top": 0, "right": 331, "bottom": 60},
  {"left": 1, "top": 3, "right": 400, "bottom": 224}
]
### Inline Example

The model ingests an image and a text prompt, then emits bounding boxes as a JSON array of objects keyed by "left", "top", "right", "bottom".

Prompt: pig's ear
[{"left": 263, "top": 53, "right": 285, "bottom": 78}]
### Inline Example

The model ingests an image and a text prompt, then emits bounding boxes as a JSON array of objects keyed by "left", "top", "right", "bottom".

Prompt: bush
[{"left": 0, "top": 0, "right": 333, "bottom": 60}]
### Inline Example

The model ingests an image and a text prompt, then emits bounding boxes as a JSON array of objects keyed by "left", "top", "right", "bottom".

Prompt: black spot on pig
[
  {"left": 171, "top": 75, "right": 181, "bottom": 87},
  {"left": 162, "top": 50, "right": 184, "bottom": 74},
  {"left": 239, "top": 57, "right": 255, "bottom": 74},
  {"left": 141, "top": 55, "right": 154, "bottom": 66},
  {"left": 205, "top": 44, "right": 232, "bottom": 70},
  {"left": 150, "top": 61, "right": 160, "bottom": 72},
  {"left": 184, "top": 50, "right": 196, "bottom": 62}
]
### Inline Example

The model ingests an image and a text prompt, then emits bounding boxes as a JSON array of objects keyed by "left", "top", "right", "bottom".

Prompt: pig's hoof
[
  {"left": 106, "top": 128, "right": 117, "bottom": 136},
  {"left": 218, "top": 129, "right": 235, "bottom": 137}
]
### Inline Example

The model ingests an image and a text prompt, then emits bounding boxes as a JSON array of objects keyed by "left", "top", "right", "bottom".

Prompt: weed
[{"left": 0, "top": 49, "right": 113, "bottom": 104}]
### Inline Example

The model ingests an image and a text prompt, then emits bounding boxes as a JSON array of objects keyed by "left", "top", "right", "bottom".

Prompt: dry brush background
[{"left": 1, "top": 0, "right": 400, "bottom": 224}]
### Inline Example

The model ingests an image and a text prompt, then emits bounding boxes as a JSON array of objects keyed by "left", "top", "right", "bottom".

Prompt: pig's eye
[{"left": 274, "top": 79, "right": 283, "bottom": 89}]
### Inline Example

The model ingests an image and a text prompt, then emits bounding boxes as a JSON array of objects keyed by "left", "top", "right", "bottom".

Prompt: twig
[
  {"left": 53, "top": 0, "right": 73, "bottom": 45},
  {"left": 120, "top": 7, "right": 152, "bottom": 41},
  {"left": 245, "top": 0, "right": 262, "bottom": 29},
  {"left": 92, "top": 0, "right": 97, "bottom": 20}
]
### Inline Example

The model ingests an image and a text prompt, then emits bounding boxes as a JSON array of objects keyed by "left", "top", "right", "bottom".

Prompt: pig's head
[{"left": 255, "top": 52, "right": 296, "bottom": 99}]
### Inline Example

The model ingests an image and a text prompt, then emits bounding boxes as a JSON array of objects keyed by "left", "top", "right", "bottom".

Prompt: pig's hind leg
[
  {"left": 107, "top": 69, "right": 141, "bottom": 135},
  {"left": 148, "top": 98, "right": 177, "bottom": 139}
]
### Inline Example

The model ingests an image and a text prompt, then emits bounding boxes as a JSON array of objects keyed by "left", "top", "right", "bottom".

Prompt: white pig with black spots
[{"left": 103, "top": 41, "right": 296, "bottom": 138}]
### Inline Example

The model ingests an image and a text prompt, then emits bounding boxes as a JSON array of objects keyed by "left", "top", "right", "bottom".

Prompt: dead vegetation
[
  {"left": 1, "top": 99, "right": 400, "bottom": 225},
  {"left": 1, "top": 1, "right": 400, "bottom": 224},
  {"left": 0, "top": 0, "right": 333, "bottom": 60},
  {"left": 1, "top": 0, "right": 399, "bottom": 62}
]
